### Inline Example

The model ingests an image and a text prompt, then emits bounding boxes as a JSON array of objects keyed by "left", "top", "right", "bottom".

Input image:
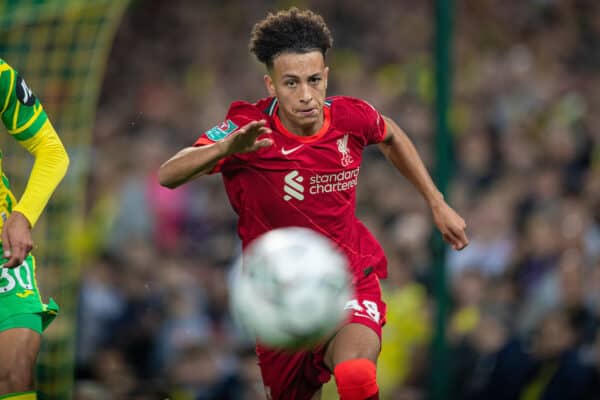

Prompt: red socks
[{"left": 334, "top": 358, "right": 379, "bottom": 400}]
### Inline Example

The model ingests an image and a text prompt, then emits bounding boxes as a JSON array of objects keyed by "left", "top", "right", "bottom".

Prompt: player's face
[{"left": 264, "top": 51, "right": 329, "bottom": 136}]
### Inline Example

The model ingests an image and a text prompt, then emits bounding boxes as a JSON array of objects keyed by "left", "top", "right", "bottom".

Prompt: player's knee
[{"left": 333, "top": 358, "right": 378, "bottom": 400}]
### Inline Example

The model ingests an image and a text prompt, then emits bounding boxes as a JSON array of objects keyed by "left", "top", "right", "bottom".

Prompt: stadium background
[{"left": 3, "top": 0, "right": 600, "bottom": 399}]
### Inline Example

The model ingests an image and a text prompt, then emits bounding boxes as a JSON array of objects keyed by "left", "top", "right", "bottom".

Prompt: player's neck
[{"left": 276, "top": 109, "right": 324, "bottom": 137}]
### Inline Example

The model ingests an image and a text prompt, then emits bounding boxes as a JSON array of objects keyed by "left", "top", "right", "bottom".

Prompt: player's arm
[
  {"left": 12, "top": 120, "right": 70, "bottom": 229},
  {"left": 378, "top": 115, "right": 468, "bottom": 250},
  {"left": 0, "top": 60, "right": 69, "bottom": 266},
  {"left": 4, "top": 122, "right": 69, "bottom": 267},
  {"left": 158, "top": 120, "right": 272, "bottom": 188}
]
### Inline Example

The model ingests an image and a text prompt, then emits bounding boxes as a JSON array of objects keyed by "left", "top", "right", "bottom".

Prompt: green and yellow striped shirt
[{"left": 0, "top": 58, "right": 49, "bottom": 229}]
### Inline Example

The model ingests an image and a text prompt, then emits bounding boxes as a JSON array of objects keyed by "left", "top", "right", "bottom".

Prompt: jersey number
[
  {"left": 344, "top": 299, "right": 381, "bottom": 323},
  {"left": 0, "top": 261, "right": 34, "bottom": 293}
]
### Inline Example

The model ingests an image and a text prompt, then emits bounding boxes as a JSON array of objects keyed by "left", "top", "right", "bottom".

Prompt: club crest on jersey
[
  {"left": 337, "top": 134, "right": 354, "bottom": 167},
  {"left": 206, "top": 119, "right": 238, "bottom": 141}
]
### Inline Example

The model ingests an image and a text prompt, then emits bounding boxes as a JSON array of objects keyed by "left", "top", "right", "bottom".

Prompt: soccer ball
[{"left": 230, "top": 227, "right": 351, "bottom": 349}]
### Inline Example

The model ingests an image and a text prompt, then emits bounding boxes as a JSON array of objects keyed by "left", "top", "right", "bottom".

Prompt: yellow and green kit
[{"left": 0, "top": 58, "right": 69, "bottom": 333}]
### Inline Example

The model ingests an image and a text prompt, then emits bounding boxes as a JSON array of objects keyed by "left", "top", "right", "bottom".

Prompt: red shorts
[{"left": 256, "top": 272, "right": 387, "bottom": 400}]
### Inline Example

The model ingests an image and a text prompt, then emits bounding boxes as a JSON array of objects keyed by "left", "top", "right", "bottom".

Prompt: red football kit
[{"left": 195, "top": 96, "right": 388, "bottom": 400}]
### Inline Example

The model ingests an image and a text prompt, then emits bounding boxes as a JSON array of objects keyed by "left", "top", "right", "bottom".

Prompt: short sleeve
[
  {"left": 193, "top": 101, "right": 266, "bottom": 173},
  {"left": 358, "top": 100, "right": 387, "bottom": 145},
  {"left": 194, "top": 101, "right": 266, "bottom": 146},
  {"left": 0, "top": 60, "right": 48, "bottom": 142}
]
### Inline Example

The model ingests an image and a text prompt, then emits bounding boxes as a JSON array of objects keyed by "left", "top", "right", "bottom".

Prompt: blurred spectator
[
  {"left": 166, "top": 343, "right": 240, "bottom": 400},
  {"left": 76, "top": 256, "right": 127, "bottom": 375},
  {"left": 517, "top": 248, "right": 599, "bottom": 343},
  {"left": 378, "top": 255, "right": 431, "bottom": 398},
  {"left": 449, "top": 269, "right": 485, "bottom": 342},
  {"left": 450, "top": 304, "right": 530, "bottom": 400},
  {"left": 448, "top": 189, "right": 515, "bottom": 279},
  {"left": 518, "top": 310, "right": 593, "bottom": 400}
]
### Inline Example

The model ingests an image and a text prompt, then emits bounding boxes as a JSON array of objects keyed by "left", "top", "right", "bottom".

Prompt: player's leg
[
  {"left": 257, "top": 344, "right": 330, "bottom": 400},
  {"left": 0, "top": 253, "right": 57, "bottom": 399},
  {"left": 323, "top": 323, "right": 380, "bottom": 400},
  {"left": 323, "top": 273, "right": 386, "bottom": 400},
  {"left": 0, "top": 325, "right": 41, "bottom": 397}
]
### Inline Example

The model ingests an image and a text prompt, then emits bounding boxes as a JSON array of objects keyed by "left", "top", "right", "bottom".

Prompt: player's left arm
[{"left": 378, "top": 115, "right": 468, "bottom": 251}]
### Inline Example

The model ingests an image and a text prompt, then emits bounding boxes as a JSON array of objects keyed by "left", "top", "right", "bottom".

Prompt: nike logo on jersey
[{"left": 281, "top": 144, "right": 303, "bottom": 155}]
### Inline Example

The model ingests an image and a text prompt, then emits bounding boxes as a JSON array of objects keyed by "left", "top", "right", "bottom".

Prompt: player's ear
[
  {"left": 264, "top": 74, "right": 276, "bottom": 97},
  {"left": 324, "top": 66, "right": 329, "bottom": 90}
]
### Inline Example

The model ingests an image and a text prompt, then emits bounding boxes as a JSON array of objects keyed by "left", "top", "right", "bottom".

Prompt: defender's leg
[{"left": 0, "top": 326, "right": 40, "bottom": 397}]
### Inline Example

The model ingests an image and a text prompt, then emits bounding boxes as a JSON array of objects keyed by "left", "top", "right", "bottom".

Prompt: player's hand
[
  {"left": 1, "top": 211, "right": 33, "bottom": 268},
  {"left": 430, "top": 201, "right": 468, "bottom": 251},
  {"left": 220, "top": 120, "right": 273, "bottom": 155}
]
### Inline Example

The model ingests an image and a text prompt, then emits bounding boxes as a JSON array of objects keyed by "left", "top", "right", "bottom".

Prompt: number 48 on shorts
[{"left": 344, "top": 299, "right": 381, "bottom": 323}]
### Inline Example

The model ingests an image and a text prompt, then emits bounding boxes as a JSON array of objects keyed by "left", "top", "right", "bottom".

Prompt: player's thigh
[
  {"left": 323, "top": 322, "right": 380, "bottom": 370},
  {"left": 0, "top": 327, "right": 41, "bottom": 375},
  {"left": 323, "top": 273, "right": 385, "bottom": 370},
  {"left": 257, "top": 345, "right": 328, "bottom": 400}
]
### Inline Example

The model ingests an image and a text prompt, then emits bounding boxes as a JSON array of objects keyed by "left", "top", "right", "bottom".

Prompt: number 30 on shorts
[
  {"left": 0, "top": 261, "right": 34, "bottom": 293},
  {"left": 344, "top": 299, "right": 381, "bottom": 323}
]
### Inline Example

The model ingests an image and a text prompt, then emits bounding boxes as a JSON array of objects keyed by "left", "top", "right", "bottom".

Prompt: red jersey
[{"left": 194, "top": 96, "right": 388, "bottom": 280}]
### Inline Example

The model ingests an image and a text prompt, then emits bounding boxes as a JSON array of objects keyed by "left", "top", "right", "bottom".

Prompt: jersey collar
[{"left": 268, "top": 98, "right": 332, "bottom": 143}]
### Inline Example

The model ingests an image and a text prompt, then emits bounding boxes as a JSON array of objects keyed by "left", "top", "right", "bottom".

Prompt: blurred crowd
[{"left": 73, "top": 0, "right": 600, "bottom": 399}]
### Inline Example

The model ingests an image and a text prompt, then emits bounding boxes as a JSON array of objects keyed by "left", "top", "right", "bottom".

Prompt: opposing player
[
  {"left": 158, "top": 8, "right": 467, "bottom": 400},
  {"left": 0, "top": 59, "right": 69, "bottom": 399}
]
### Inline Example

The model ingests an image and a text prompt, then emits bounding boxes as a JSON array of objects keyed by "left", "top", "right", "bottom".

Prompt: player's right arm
[{"left": 158, "top": 120, "right": 272, "bottom": 188}]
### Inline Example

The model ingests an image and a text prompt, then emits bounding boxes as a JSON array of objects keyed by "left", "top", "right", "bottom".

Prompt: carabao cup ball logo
[
  {"left": 206, "top": 119, "right": 238, "bottom": 141},
  {"left": 15, "top": 76, "right": 36, "bottom": 106}
]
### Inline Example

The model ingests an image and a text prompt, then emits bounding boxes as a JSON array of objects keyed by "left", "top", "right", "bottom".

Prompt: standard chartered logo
[
  {"left": 283, "top": 168, "right": 360, "bottom": 201},
  {"left": 283, "top": 170, "right": 304, "bottom": 201}
]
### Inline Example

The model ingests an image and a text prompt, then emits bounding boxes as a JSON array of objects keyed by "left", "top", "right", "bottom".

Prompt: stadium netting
[{"left": 0, "top": 1, "right": 129, "bottom": 398}]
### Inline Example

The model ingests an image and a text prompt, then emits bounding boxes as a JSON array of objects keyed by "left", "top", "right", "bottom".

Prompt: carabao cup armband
[
  {"left": 205, "top": 119, "right": 238, "bottom": 141},
  {"left": 195, "top": 100, "right": 268, "bottom": 146}
]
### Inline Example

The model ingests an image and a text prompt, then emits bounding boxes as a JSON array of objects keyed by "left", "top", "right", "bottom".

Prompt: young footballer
[
  {"left": 0, "top": 59, "right": 69, "bottom": 399},
  {"left": 159, "top": 8, "right": 467, "bottom": 400}
]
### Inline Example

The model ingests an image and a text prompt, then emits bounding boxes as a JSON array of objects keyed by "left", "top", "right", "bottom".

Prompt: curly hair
[{"left": 249, "top": 7, "right": 333, "bottom": 68}]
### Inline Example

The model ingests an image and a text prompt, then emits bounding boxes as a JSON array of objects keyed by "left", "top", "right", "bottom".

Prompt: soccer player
[
  {"left": 0, "top": 59, "right": 69, "bottom": 399},
  {"left": 158, "top": 8, "right": 468, "bottom": 400}
]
